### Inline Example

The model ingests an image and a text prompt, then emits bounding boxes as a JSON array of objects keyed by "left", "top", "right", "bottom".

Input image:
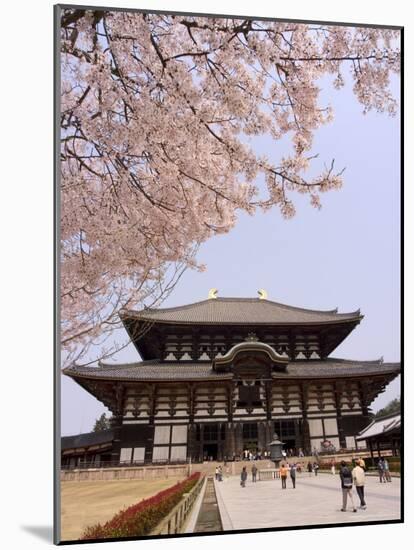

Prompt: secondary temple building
[{"left": 63, "top": 292, "right": 400, "bottom": 465}]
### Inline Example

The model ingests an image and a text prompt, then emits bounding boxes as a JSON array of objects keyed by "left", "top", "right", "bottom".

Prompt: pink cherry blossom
[{"left": 59, "top": 9, "right": 400, "bottom": 365}]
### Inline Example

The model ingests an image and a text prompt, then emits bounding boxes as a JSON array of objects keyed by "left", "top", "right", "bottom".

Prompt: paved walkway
[{"left": 214, "top": 473, "right": 400, "bottom": 531}]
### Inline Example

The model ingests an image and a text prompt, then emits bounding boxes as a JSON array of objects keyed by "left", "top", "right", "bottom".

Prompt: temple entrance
[
  {"left": 243, "top": 422, "right": 259, "bottom": 454},
  {"left": 274, "top": 419, "right": 302, "bottom": 456},
  {"left": 203, "top": 443, "right": 218, "bottom": 461}
]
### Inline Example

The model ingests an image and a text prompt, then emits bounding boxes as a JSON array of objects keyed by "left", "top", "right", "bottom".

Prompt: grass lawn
[{"left": 60, "top": 477, "right": 185, "bottom": 541}]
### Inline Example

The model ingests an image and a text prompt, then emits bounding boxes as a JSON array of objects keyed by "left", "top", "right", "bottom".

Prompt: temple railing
[{"left": 149, "top": 475, "right": 205, "bottom": 536}]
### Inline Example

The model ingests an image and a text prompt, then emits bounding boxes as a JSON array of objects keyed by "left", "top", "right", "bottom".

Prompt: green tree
[
  {"left": 93, "top": 412, "right": 110, "bottom": 432},
  {"left": 375, "top": 398, "right": 400, "bottom": 418}
]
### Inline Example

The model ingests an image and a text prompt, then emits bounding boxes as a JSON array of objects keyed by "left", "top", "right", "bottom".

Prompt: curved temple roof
[
  {"left": 120, "top": 297, "right": 362, "bottom": 326},
  {"left": 64, "top": 357, "right": 399, "bottom": 382}
]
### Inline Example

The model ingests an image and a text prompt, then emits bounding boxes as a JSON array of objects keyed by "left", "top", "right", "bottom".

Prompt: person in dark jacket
[
  {"left": 252, "top": 463, "right": 258, "bottom": 482},
  {"left": 378, "top": 458, "right": 385, "bottom": 483},
  {"left": 290, "top": 463, "right": 297, "bottom": 488},
  {"left": 241, "top": 466, "right": 248, "bottom": 488},
  {"left": 339, "top": 460, "right": 357, "bottom": 512}
]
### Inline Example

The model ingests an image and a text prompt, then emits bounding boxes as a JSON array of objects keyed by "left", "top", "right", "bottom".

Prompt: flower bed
[{"left": 81, "top": 472, "right": 201, "bottom": 540}]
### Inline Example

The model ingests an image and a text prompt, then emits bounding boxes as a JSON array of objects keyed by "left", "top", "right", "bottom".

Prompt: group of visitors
[
  {"left": 307, "top": 461, "right": 319, "bottom": 476},
  {"left": 214, "top": 465, "right": 223, "bottom": 481},
  {"left": 241, "top": 449, "right": 269, "bottom": 461},
  {"left": 279, "top": 462, "right": 297, "bottom": 488},
  {"left": 339, "top": 459, "right": 366, "bottom": 512},
  {"left": 377, "top": 457, "right": 392, "bottom": 482},
  {"left": 240, "top": 463, "right": 259, "bottom": 486},
  {"left": 237, "top": 453, "right": 394, "bottom": 517}
]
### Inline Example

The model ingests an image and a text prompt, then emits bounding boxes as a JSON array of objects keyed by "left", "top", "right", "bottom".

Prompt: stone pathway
[{"left": 213, "top": 473, "right": 400, "bottom": 531}]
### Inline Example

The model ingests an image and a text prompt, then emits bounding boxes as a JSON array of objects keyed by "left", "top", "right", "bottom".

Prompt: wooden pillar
[
  {"left": 369, "top": 439, "right": 374, "bottom": 459},
  {"left": 265, "top": 420, "right": 273, "bottom": 448},
  {"left": 199, "top": 424, "right": 204, "bottom": 461},
  {"left": 335, "top": 381, "right": 347, "bottom": 449},
  {"left": 258, "top": 421, "right": 266, "bottom": 452},
  {"left": 148, "top": 385, "right": 156, "bottom": 425},
  {"left": 217, "top": 422, "right": 224, "bottom": 461},
  {"left": 235, "top": 422, "right": 243, "bottom": 458},
  {"left": 110, "top": 414, "right": 123, "bottom": 464},
  {"left": 300, "top": 382, "right": 311, "bottom": 454},
  {"left": 110, "top": 383, "right": 125, "bottom": 465},
  {"left": 265, "top": 381, "right": 272, "bottom": 420}
]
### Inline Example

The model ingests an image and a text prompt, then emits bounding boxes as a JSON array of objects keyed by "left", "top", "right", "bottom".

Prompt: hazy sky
[{"left": 61, "top": 41, "right": 400, "bottom": 437}]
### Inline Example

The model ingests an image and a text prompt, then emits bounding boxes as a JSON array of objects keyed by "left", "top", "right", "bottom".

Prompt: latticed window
[
  {"left": 274, "top": 419, "right": 296, "bottom": 438},
  {"left": 237, "top": 382, "right": 262, "bottom": 407},
  {"left": 243, "top": 423, "right": 258, "bottom": 439},
  {"left": 203, "top": 424, "right": 219, "bottom": 441}
]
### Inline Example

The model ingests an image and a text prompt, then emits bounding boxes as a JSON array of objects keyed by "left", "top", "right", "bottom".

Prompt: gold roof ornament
[
  {"left": 208, "top": 288, "right": 218, "bottom": 299},
  {"left": 258, "top": 289, "right": 268, "bottom": 300}
]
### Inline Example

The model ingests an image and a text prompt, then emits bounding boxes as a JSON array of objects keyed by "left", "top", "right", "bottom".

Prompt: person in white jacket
[{"left": 352, "top": 460, "right": 367, "bottom": 509}]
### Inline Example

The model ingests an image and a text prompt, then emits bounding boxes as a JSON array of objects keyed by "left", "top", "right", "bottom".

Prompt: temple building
[{"left": 63, "top": 292, "right": 400, "bottom": 465}]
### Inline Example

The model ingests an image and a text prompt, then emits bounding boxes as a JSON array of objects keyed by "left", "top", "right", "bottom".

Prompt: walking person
[
  {"left": 307, "top": 461, "right": 313, "bottom": 477},
  {"left": 290, "top": 463, "right": 297, "bottom": 488},
  {"left": 339, "top": 460, "right": 357, "bottom": 513},
  {"left": 241, "top": 466, "right": 247, "bottom": 488},
  {"left": 383, "top": 458, "right": 392, "bottom": 482},
  {"left": 378, "top": 457, "right": 385, "bottom": 483},
  {"left": 280, "top": 463, "right": 288, "bottom": 489},
  {"left": 331, "top": 459, "right": 336, "bottom": 475},
  {"left": 252, "top": 463, "right": 258, "bottom": 483},
  {"left": 313, "top": 462, "right": 319, "bottom": 476},
  {"left": 352, "top": 459, "right": 366, "bottom": 509},
  {"left": 215, "top": 466, "right": 219, "bottom": 480}
]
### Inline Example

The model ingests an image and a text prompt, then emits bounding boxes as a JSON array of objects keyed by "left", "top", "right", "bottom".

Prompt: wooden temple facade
[{"left": 64, "top": 295, "right": 400, "bottom": 465}]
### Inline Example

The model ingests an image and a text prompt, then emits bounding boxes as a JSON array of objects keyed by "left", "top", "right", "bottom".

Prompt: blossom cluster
[{"left": 60, "top": 10, "right": 400, "bottom": 362}]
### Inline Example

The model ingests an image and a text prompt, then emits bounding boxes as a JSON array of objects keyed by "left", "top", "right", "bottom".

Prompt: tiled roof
[
  {"left": 63, "top": 358, "right": 399, "bottom": 382},
  {"left": 61, "top": 429, "right": 114, "bottom": 450},
  {"left": 356, "top": 413, "right": 401, "bottom": 440},
  {"left": 120, "top": 298, "right": 362, "bottom": 326}
]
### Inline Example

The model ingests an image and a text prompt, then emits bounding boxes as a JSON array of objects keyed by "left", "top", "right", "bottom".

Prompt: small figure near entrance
[
  {"left": 289, "top": 463, "right": 297, "bottom": 488},
  {"left": 307, "top": 462, "right": 313, "bottom": 477},
  {"left": 280, "top": 463, "right": 289, "bottom": 489},
  {"left": 330, "top": 459, "right": 336, "bottom": 475},
  {"left": 252, "top": 463, "right": 258, "bottom": 483},
  {"left": 215, "top": 466, "right": 219, "bottom": 480},
  {"left": 241, "top": 466, "right": 248, "bottom": 488},
  {"left": 313, "top": 462, "right": 319, "bottom": 476}
]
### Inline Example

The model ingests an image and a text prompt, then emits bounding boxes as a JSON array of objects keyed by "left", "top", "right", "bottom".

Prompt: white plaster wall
[
  {"left": 120, "top": 448, "right": 132, "bottom": 463},
  {"left": 172, "top": 425, "right": 187, "bottom": 444},
  {"left": 152, "top": 446, "right": 169, "bottom": 461},
  {"left": 323, "top": 417, "right": 339, "bottom": 436},
  {"left": 154, "top": 425, "right": 170, "bottom": 444},
  {"left": 308, "top": 418, "right": 324, "bottom": 437},
  {"left": 133, "top": 447, "right": 145, "bottom": 462},
  {"left": 170, "top": 446, "right": 187, "bottom": 461}
]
